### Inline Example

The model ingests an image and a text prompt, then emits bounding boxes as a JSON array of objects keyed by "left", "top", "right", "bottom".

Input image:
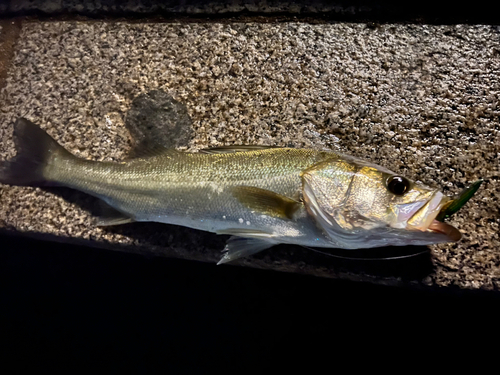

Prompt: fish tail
[{"left": 0, "top": 118, "right": 73, "bottom": 186}]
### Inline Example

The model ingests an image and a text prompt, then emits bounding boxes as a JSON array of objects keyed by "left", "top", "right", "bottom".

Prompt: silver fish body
[
  {"left": 0, "top": 119, "right": 470, "bottom": 264},
  {"left": 53, "top": 146, "right": 335, "bottom": 247}
]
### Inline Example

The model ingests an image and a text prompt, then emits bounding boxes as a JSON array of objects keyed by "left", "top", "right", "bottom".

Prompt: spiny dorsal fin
[
  {"left": 231, "top": 186, "right": 301, "bottom": 220},
  {"left": 199, "top": 145, "right": 280, "bottom": 154}
]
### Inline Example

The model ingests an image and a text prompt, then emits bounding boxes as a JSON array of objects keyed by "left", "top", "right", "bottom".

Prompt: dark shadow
[
  {"left": 2, "top": 1, "right": 500, "bottom": 25},
  {"left": 252, "top": 243, "right": 434, "bottom": 281}
]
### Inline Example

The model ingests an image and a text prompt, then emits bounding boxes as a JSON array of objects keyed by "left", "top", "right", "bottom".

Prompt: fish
[{"left": 0, "top": 118, "right": 481, "bottom": 264}]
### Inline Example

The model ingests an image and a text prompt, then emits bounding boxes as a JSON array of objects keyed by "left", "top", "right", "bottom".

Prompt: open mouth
[
  {"left": 407, "top": 195, "right": 461, "bottom": 241},
  {"left": 407, "top": 180, "right": 482, "bottom": 242},
  {"left": 406, "top": 191, "right": 456, "bottom": 238}
]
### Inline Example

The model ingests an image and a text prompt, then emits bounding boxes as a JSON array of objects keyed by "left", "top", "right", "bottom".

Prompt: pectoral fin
[
  {"left": 231, "top": 186, "right": 301, "bottom": 220},
  {"left": 217, "top": 236, "right": 276, "bottom": 265}
]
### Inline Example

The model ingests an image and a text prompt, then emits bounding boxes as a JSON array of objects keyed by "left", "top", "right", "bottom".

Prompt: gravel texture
[{"left": 0, "top": 21, "right": 499, "bottom": 290}]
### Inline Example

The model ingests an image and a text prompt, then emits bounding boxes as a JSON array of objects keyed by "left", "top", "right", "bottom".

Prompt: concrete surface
[{"left": 0, "top": 20, "right": 499, "bottom": 290}]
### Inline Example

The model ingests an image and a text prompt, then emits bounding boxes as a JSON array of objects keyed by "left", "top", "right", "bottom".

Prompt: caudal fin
[{"left": 0, "top": 118, "right": 71, "bottom": 186}]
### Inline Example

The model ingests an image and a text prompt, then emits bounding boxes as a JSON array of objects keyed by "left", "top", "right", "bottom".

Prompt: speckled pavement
[{"left": 0, "top": 21, "right": 499, "bottom": 290}]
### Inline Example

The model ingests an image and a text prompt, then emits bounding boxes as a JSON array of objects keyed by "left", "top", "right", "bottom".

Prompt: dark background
[
  {"left": 0, "top": 0, "right": 500, "bottom": 24},
  {"left": 1, "top": 234, "right": 499, "bottom": 373}
]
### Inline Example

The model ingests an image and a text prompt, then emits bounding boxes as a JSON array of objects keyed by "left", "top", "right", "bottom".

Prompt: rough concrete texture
[{"left": 0, "top": 21, "right": 499, "bottom": 290}]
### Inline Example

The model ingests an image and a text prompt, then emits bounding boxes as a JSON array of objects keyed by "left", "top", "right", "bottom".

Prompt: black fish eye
[{"left": 387, "top": 176, "right": 410, "bottom": 196}]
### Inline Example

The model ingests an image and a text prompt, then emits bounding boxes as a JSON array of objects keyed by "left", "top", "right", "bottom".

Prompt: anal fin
[{"left": 95, "top": 200, "right": 135, "bottom": 226}]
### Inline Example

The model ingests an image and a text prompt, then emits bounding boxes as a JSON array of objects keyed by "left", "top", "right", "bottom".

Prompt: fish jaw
[
  {"left": 406, "top": 192, "right": 462, "bottom": 241},
  {"left": 427, "top": 220, "right": 462, "bottom": 241}
]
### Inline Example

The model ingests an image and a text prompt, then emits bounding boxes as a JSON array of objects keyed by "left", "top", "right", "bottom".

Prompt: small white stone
[
  {"left": 238, "top": 218, "right": 244, "bottom": 223},
  {"left": 246, "top": 221, "right": 251, "bottom": 226}
]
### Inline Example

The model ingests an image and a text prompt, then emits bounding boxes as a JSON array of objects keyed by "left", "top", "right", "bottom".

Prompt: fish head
[{"left": 302, "top": 156, "right": 461, "bottom": 248}]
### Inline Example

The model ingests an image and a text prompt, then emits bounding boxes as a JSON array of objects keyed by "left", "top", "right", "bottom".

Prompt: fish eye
[{"left": 386, "top": 176, "right": 410, "bottom": 196}]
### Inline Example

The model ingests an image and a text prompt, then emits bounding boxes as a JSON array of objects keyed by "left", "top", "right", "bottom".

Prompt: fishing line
[{"left": 300, "top": 245, "right": 430, "bottom": 261}]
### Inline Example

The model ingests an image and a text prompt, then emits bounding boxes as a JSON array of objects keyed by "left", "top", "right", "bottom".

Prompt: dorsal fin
[{"left": 200, "top": 145, "right": 280, "bottom": 154}]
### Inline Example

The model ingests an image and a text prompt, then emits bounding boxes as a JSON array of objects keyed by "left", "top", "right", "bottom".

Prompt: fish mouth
[
  {"left": 406, "top": 192, "right": 462, "bottom": 241},
  {"left": 405, "top": 180, "right": 483, "bottom": 242}
]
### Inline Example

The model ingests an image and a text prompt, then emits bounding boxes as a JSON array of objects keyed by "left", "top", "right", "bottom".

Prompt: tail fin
[{"left": 0, "top": 118, "right": 71, "bottom": 186}]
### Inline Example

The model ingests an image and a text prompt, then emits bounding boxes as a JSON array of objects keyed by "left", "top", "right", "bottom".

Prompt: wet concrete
[
  {"left": 125, "top": 90, "right": 193, "bottom": 149},
  {"left": 0, "top": 20, "right": 499, "bottom": 290}
]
